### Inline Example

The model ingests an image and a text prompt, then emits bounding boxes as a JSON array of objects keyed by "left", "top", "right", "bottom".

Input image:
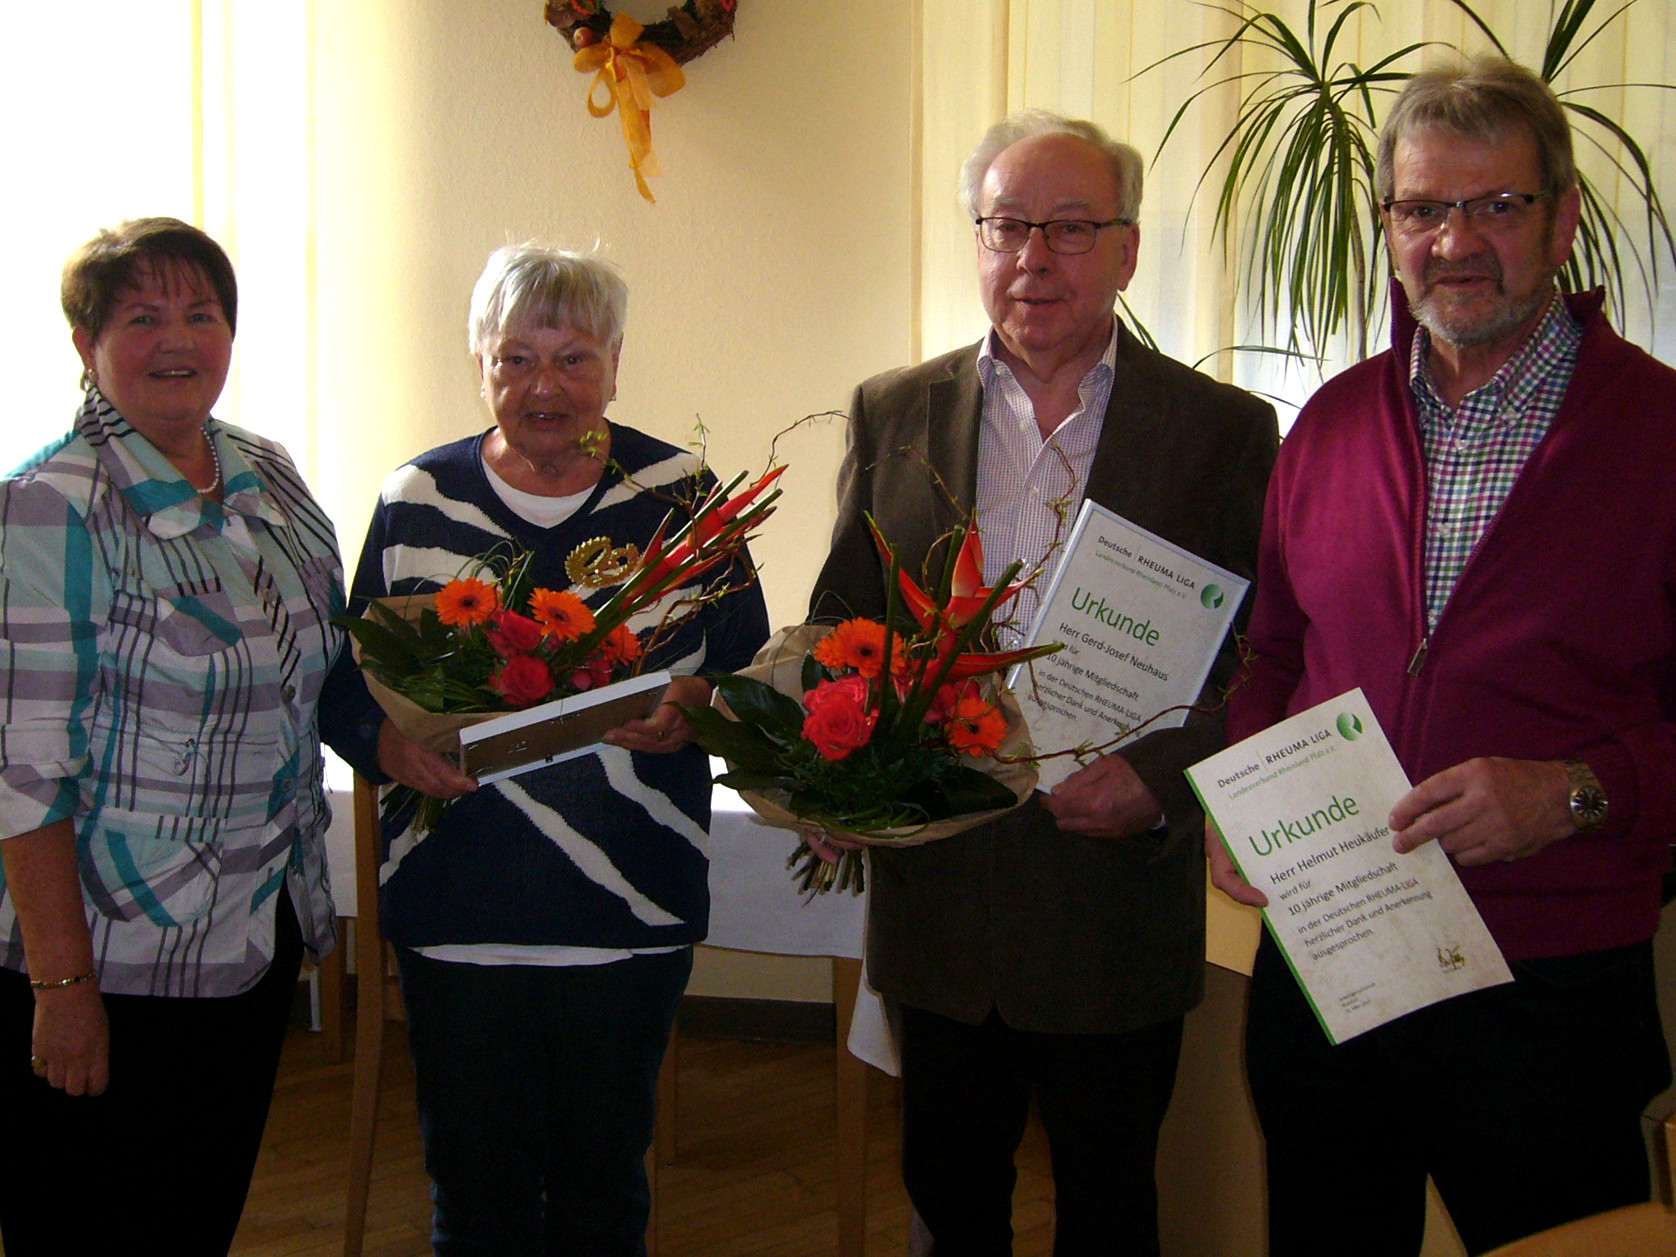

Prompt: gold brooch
[{"left": 565, "top": 537, "right": 640, "bottom": 588}]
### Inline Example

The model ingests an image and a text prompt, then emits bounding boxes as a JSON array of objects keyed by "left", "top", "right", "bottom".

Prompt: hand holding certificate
[{"left": 1187, "top": 690, "right": 1512, "bottom": 1043}]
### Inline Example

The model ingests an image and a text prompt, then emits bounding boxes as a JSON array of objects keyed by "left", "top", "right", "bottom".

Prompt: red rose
[
  {"left": 569, "top": 659, "right": 614, "bottom": 692},
  {"left": 487, "top": 609, "right": 545, "bottom": 657},
  {"left": 801, "top": 676, "right": 878, "bottom": 762},
  {"left": 492, "top": 654, "right": 555, "bottom": 707}
]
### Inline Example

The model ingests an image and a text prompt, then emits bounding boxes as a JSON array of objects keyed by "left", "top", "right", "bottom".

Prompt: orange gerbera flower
[
  {"left": 599, "top": 623, "right": 644, "bottom": 665},
  {"left": 435, "top": 578, "right": 500, "bottom": 627},
  {"left": 529, "top": 588, "right": 597, "bottom": 642},
  {"left": 944, "top": 693, "right": 1006, "bottom": 757},
  {"left": 814, "top": 618, "right": 892, "bottom": 679}
]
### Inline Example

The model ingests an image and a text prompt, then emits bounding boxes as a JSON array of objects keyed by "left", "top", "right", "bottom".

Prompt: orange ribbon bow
[{"left": 574, "top": 14, "right": 686, "bottom": 202}]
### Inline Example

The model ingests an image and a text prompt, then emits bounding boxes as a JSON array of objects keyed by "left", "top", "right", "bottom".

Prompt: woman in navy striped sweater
[{"left": 346, "top": 245, "right": 768, "bottom": 1256}]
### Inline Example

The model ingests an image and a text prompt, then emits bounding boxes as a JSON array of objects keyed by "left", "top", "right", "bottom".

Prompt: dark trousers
[
  {"left": 395, "top": 945, "right": 692, "bottom": 1257},
  {"left": 1247, "top": 932, "right": 1670, "bottom": 1256},
  {"left": 0, "top": 886, "right": 304, "bottom": 1257},
  {"left": 898, "top": 1003, "right": 1184, "bottom": 1257}
]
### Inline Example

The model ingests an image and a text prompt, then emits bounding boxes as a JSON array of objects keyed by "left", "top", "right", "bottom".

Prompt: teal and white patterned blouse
[{"left": 0, "top": 389, "right": 344, "bottom": 997}]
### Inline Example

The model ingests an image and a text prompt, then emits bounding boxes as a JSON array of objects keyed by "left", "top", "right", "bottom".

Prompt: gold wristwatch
[{"left": 1562, "top": 759, "right": 1609, "bottom": 833}]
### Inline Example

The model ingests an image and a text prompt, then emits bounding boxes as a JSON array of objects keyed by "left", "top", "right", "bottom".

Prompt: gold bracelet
[{"left": 28, "top": 970, "right": 97, "bottom": 991}]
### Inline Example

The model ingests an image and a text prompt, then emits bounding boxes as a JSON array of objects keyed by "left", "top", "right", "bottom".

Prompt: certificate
[
  {"left": 458, "top": 670, "right": 673, "bottom": 785},
  {"left": 1008, "top": 500, "right": 1248, "bottom": 790},
  {"left": 1186, "top": 689, "right": 1511, "bottom": 1043}
]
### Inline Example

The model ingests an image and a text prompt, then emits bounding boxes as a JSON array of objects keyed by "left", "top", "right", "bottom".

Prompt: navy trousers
[
  {"left": 395, "top": 946, "right": 692, "bottom": 1257},
  {"left": 0, "top": 886, "right": 304, "bottom": 1257},
  {"left": 1247, "top": 932, "right": 1670, "bottom": 1255},
  {"left": 898, "top": 1002, "right": 1184, "bottom": 1256}
]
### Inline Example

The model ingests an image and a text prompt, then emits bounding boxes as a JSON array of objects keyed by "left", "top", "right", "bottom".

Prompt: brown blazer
[{"left": 810, "top": 325, "right": 1278, "bottom": 1034}]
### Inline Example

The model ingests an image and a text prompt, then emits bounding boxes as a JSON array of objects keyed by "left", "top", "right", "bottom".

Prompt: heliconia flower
[
  {"left": 814, "top": 618, "right": 892, "bottom": 679},
  {"left": 938, "top": 646, "right": 1050, "bottom": 683},
  {"left": 944, "top": 693, "right": 1006, "bottom": 757},
  {"left": 435, "top": 578, "right": 500, "bottom": 627},
  {"left": 943, "top": 526, "right": 1026, "bottom": 629},
  {"left": 867, "top": 519, "right": 1025, "bottom": 638},
  {"left": 692, "top": 465, "right": 785, "bottom": 546},
  {"left": 529, "top": 588, "right": 597, "bottom": 642}
]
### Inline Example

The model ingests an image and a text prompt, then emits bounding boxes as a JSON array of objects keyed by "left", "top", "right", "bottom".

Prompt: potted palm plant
[{"left": 1143, "top": 0, "right": 1674, "bottom": 365}]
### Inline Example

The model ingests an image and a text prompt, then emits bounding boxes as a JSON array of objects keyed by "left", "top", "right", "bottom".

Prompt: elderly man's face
[
  {"left": 1385, "top": 126, "right": 1580, "bottom": 360},
  {"left": 976, "top": 132, "right": 1138, "bottom": 373}
]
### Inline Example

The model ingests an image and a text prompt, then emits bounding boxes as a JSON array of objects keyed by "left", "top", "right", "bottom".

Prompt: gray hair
[
  {"left": 1377, "top": 55, "right": 1576, "bottom": 202},
  {"left": 958, "top": 109, "right": 1144, "bottom": 223},
  {"left": 468, "top": 244, "right": 628, "bottom": 353}
]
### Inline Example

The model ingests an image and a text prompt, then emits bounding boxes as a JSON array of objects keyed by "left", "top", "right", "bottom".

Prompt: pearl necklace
[{"left": 190, "top": 435, "right": 223, "bottom": 496}]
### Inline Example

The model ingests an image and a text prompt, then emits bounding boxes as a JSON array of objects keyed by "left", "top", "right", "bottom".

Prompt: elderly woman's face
[
  {"left": 72, "top": 263, "right": 233, "bottom": 436},
  {"left": 479, "top": 324, "right": 619, "bottom": 472}
]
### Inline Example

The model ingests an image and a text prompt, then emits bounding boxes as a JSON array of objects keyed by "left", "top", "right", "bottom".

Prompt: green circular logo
[
  {"left": 1336, "top": 712, "right": 1363, "bottom": 741},
  {"left": 1200, "top": 584, "right": 1225, "bottom": 609}
]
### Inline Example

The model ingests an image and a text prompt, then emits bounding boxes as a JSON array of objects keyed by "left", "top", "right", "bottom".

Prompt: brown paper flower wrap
[{"left": 682, "top": 517, "right": 1062, "bottom": 893}]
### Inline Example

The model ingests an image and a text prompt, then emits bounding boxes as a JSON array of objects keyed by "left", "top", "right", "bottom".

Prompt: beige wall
[{"left": 310, "top": 0, "right": 915, "bottom": 632}]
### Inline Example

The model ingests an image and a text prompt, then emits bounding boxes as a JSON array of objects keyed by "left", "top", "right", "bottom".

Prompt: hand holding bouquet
[{"left": 682, "top": 518, "right": 1063, "bottom": 893}]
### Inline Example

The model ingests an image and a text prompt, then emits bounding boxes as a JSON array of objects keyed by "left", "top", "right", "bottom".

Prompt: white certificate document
[
  {"left": 1187, "top": 689, "right": 1511, "bottom": 1043},
  {"left": 1008, "top": 501, "right": 1248, "bottom": 790}
]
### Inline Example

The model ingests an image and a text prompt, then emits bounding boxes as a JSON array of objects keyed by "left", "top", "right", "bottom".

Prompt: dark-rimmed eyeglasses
[
  {"left": 1381, "top": 192, "right": 1551, "bottom": 237},
  {"left": 975, "top": 216, "right": 1133, "bottom": 255}
]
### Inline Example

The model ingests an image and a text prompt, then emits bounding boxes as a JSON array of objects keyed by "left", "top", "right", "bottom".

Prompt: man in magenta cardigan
[{"left": 1209, "top": 55, "right": 1676, "bottom": 1256}]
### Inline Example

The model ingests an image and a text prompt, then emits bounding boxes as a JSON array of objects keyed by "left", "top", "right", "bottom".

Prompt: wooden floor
[{"left": 230, "top": 1020, "right": 1057, "bottom": 1257}]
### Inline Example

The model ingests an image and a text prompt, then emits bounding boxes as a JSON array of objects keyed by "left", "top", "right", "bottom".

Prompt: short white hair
[
  {"left": 958, "top": 109, "right": 1144, "bottom": 223},
  {"left": 468, "top": 244, "right": 628, "bottom": 353}
]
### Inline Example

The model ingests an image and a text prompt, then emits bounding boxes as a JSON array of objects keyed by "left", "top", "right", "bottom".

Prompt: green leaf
[
  {"left": 918, "top": 764, "right": 1019, "bottom": 821},
  {"left": 337, "top": 615, "right": 422, "bottom": 670},
  {"left": 680, "top": 705, "right": 785, "bottom": 775},
  {"left": 801, "top": 651, "right": 824, "bottom": 695},
  {"left": 712, "top": 674, "right": 807, "bottom": 736},
  {"left": 714, "top": 770, "right": 797, "bottom": 792}
]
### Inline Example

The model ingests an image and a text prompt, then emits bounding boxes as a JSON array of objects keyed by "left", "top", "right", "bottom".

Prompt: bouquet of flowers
[
  {"left": 682, "top": 519, "right": 1063, "bottom": 893},
  {"left": 340, "top": 465, "right": 783, "bottom": 829}
]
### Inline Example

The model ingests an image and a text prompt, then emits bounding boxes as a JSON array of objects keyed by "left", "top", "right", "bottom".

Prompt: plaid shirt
[
  {"left": 976, "top": 324, "right": 1117, "bottom": 647},
  {"left": 1412, "top": 295, "right": 1582, "bottom": 629},
  {"left": 0, "top": 390, "right": 343, "bottom": 996}
]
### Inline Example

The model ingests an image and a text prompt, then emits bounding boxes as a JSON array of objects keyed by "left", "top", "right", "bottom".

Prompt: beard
[{"left": 1408, "top": 251, "right": 1559, "bottom": 351}]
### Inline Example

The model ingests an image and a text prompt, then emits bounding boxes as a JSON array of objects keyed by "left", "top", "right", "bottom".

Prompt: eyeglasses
[
  {"left": 975, "top": 216, "right": 1132, "bottom": 255},
  {"left": 1381, "top": 192, "right": 1551, "bottom": 237}
]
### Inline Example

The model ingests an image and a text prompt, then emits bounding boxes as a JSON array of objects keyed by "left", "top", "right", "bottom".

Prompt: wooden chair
[
  {"left": 343, "top": 774, "right": 404, "bottom": 1257},
  {"left": 1481, "top": 1109, "right": 1676, "bottom": 1256},
  {"left": 340, "top": 774, "right": 672, "bottom": 1257}
]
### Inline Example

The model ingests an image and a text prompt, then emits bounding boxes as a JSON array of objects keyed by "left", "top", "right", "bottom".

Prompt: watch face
[{"left": 1572, "top": 786, "right": 1609, "bottom": 827}]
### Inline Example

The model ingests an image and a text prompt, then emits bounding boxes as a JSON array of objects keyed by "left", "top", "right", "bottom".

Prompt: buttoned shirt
[
  {"left": 0, "top": 390, "right": 342, "bottom": 996},
  {"left": 1411, "top": 295, "right": 1582, "bottom": 629},
  {"left": 976, "top": 324, "right": 1118, "bottom": 648}
]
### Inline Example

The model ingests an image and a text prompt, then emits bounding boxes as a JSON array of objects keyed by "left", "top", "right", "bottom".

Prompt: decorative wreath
[{"left": 544, "top": 1, "right": 737, "bottom": 65}]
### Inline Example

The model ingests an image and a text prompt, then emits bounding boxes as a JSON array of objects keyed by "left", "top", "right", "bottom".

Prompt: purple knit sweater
[{"left": 1229, "top": 287, "right": 1676, "bottom": 961}]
